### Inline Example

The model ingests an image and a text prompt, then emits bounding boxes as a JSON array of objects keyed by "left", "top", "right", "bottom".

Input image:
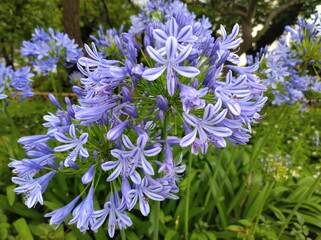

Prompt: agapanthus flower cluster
[
  {"left": 0, "top": 63, "right": 34, "bottom": 106},
  {"left": 21, "top": 28, "right": 83, "bottom": 75},
  {"left": 262, "top": 15, "right": 321, "bottom": 105},
  {"left": 129, "top": 0, "right": 197, "bottom": 36},
  {"left": 10, "top": 1, "right": 267, "bottom": 237}
]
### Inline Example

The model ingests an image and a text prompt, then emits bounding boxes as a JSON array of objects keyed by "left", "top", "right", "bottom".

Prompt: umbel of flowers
[
  {"left": 9, "top": 1, "right": 267, "bottom": 237},
  {"left": 262, "top": 14, "right": 321, "bottom": 105},
  {"left": 0, "top": 63, "right": 34, "bottom": 108},
  {"left": 21, "top": 27, "right": 83, "bottom": 75}
]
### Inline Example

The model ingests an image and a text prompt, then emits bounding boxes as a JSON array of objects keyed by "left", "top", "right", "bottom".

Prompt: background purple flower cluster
[
  {"left": 263, "top": 14, "right": 321, "bottom": 105},
  {"left": 10, "top": 0, "right": 267, "bottom": 237},
  {"left": 21, "top": 27, "right": 83, "bottom": 75},
  {"left": 0, "top": 63, "right": 34, "bottom": 105}
]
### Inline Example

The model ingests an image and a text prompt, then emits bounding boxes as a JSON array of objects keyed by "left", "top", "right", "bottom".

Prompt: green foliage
[{"left": 0, "top": 0, "right": 61, "bottom": 66}]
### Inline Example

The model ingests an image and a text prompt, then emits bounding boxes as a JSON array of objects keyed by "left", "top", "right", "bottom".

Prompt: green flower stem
[
  {"left": 278, "top": 173, "right": 321, "bottom": 238},
  {"left": 153, "top": 113, "right": 169, "bottom": 240},
  {"left": 120, "top": 229, "right": 126, "bottom": 240},
  {"left": 50, "top": 71, "right": 59, "bottom": 98},
  {"left": 153, "top": 201, "right": 160, "bottom": 240},
  {"left": 185, "top": 152, "right": 193, "bottom": 240}
]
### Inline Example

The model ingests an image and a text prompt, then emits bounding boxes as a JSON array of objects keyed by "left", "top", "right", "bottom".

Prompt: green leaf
[
  {"left": 204, "top": 231, "right": 217, "bottom": 240},
  {"left": 0, "top": 194, "right": 42, "bottom": 218},
  {"left": 0, "top": 228, "right": 8, "bottom": 240},
  {"left": 6, "top": 185, "right": 16, "bottom": 206},
  {"left": 65, "top": 232, "right": 77, "bottom": 240},
  {"left": 191, "top": 232, "right": 208, "bottom": 240},
  {"left": 227, "top": 225, "right": 244, "bottom": 232},
  {"left": 164, "top": 229, "right": 178, "bottom": 240},
  {"left": 13, "top": 218, "right": 34, "bottom": 240},
  {"left": 296, "top": 212, "right": 305, "bottom": 225}
]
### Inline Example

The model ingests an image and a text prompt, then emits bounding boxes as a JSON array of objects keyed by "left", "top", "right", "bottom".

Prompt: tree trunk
[
  {"left": 62, "top": 0, "right": 83, "bottom": 48},
  {"left": 239, "top": 21, "right": 253, "bottom": 55}
]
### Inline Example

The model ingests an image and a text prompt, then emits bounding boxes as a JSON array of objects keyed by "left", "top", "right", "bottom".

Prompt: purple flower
[
  {"left": 127, "top": 177, "right": 165, "bottom": 216},
  {"left": 107, "top": 120, "right": 130, "bottom": 141},
  {"left": 81, "top": 165, "right": 95, "bottom": 184},
  {"left": 180, "top": 99, "right": 232, "bottom": 149},
  {"left": 142, "top": 36, "right": 200, "bottom": 95},
  {"left": 102, "top": 150, "right": 141, "bottom": 184},
  {"left": 91, "top": 191, "right": 132, "bottom": 237},
  {"left": 69, "top": 186, "right": 94, "bottom": 233},
  {"left": 45, "top": 196, "right": 80, "bottom": 228},
  {"left": 21, "top": 27, "right": 83, "bottom": 74},
  {"left": 54, "top": 124, "right": 89, "bottom": 167},
  {"left": 111, "top": 135, "right": 161, "bottom": 176},
  {"left": 179, "top": 84, "right": 208, "bottom": 112},
  {"left": 153, "top": 17, "right": 197, "bottom": 55},
  {"left": 12, "top": 171, "right": 57, "bottom": 208}
]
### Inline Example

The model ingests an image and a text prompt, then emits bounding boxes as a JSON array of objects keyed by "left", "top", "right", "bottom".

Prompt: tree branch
[
  {"left": 254, "top": 0, "right": 301, "bottom": 42},
  {"left": 215, "top": 8, "right": 247, "bottom": 19},
  {"left": 101, "top": 0, "right": 112, "bottom": 28},
  {"left": 127, "top": 0, "right": 139, "bottom": 13},
  {"left": 224, "top": 1, "right": 246, "bottom": 9}
]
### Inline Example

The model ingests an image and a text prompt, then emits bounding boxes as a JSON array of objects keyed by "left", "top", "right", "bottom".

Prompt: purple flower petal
[
  {"left": 166, "top": 71, "right": 177, "bottom": 96},
  {"left": 81, "top": 166, "right": 95, "bottom": 184},
  {"left": 107, "top": 164, "right": 122, "bottom": 181},
  {"left": 101, "top": 161, "right": 119, "bottom": 171},
  {"left": 142, "top": 65, "right": 166, "bottom": 81},
  {"left": 139, "top": 196, "right": 150, "bottom": 216},
  {"left": 54, "top": 143, "right": 77, "bottom": 152},
  {"left": 122, "top": 135, "right": 135, "bottom": 149},
  {"left": 129, "top": 171, "right": 141, "bottom": 184},
  {"left": 169, "top": 17, "right": 178, "bottom": 37},
  {"left": 79, "top": 147, "right": 89, "bottom": 158},
  {"left": 146, "top": 46, "right": 166, "bottom": 64},
  {"left": 183, "top": 113, "right": 199, "bottom": 126},
  {"left": 174, "top": 45, "right": 192, "bottom": 63},
  {"left": 79, "top": 133, "right": 88, "bottom": 144},
  {"left": 203, "top": 104, "right": 217, "bottom": 121},
  {"left": 69, "top": 124, "right": 76, "bottom": 139},
  {"left": 177, "top": 26, "right": 193, "bottom": 42},
  {"left": 180, "top": 129, "right": 197, "bottom": 147},
  {"left": 141, "top": 155, "right": 154, "bottom": 175},
  {"left": 173, "top": 65, "right": 200, "bottom": 78},
  {"left": 144, "top": 190, "right": 164, "bottom": 201},
  {"left": 54, "top": 132, "right": 73, "bottom": 143},
  {"left": 166, "top": 36, "right": 178, "bottom": 60},
  {"left": 137, "top": 135, "right": 147, "bottom": 149},
  {"left": 107, "top": 120, "right": 129, "bottom": 141},
  {"left": 206, "top": 109, "right": 227, "bottom": 125},
  {"left": 153, "top": 29, "right": 168, "bottom": 43},
  {"left": 144, "top": 147, "right": 162, "bottom": 157}
]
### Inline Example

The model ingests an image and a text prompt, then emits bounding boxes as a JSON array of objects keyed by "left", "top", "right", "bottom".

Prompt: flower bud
[
  {"left": 156, "top": 95, "right": 168, "bottom": 111},
  {"left": 81, "top": 165, "right": 95, "bottom": 184},
  {"left": 48, "top": 94, "right": 62, "bottom": 110},
  {"left": 107, "top": 120, "right": 130, "bottom": 141}
]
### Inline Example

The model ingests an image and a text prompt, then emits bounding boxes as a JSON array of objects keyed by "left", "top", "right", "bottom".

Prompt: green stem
[
  {"left": 153, "top": 201, "right": 160, "bottom": 240},
  {"left": 3, "top": 104, "right": 19, "bottom": 137},
  {"left": 185, "top": 152, "right": 193, "bottom": 240},
  {"left": 50, "top": 71, "right": 59, "bottom": 98},
  {"left": 120, "top": 229, "right": 126, "bottom": 240},
  {"left": 153, "top": 113, "right": 169, "bottom": 240},
  {"left": 278, "top": 173, "right": 321, "bottom": 238}
]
